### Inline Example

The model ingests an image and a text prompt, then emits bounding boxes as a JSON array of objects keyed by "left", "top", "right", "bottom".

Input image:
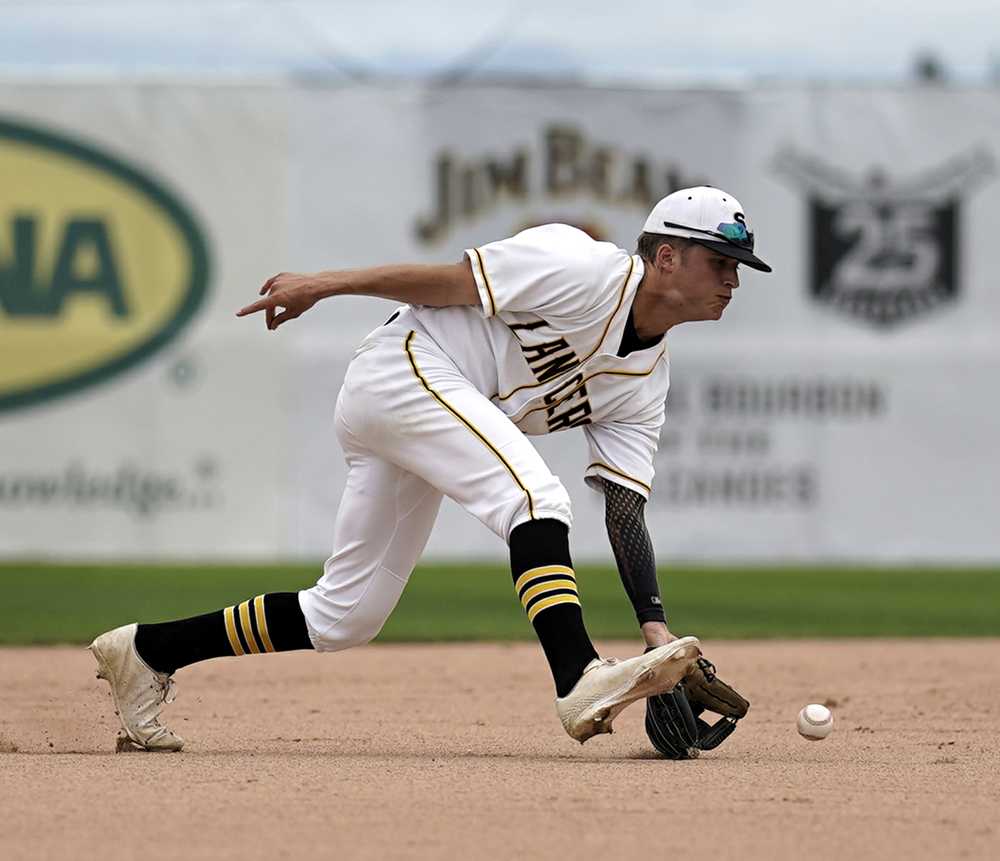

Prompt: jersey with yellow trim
[{"left": 396, "top": 224, "right": 668, "bottom": 500}]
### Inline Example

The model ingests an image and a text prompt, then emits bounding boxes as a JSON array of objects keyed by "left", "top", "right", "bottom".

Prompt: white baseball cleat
[
  {"left": 89, "top": 623, "right": 184, "bottom": 752},
  {"left": 555, "top": 636, "right": 702, "bottom": 743}
]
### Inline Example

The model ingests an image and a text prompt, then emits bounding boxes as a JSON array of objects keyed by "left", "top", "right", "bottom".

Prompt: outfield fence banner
[{"left": 2, "top": 82, "right": 998, "bottom": 562}]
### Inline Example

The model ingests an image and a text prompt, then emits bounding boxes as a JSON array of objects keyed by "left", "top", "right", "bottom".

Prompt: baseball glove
[{"left": 645, "top": 656, "right": 749, "bottom": 759}]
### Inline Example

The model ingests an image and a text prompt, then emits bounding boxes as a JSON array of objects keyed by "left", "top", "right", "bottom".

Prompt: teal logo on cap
[
  {"left": 716, "top": 217, "right": 754, "bottom": 249},
  {"left": 717, "top": 221, "right": 748, "bottom": 242}
]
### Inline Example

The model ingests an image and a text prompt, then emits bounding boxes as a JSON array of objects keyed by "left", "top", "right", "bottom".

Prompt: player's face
[{"left": 678, "top": 245, "right": 741, "bottom": 320}]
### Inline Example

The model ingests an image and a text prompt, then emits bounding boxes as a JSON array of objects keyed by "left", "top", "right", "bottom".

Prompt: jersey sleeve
[
  {"left": 582, "top": 412, "right": 665, "bottom": 501},
  {"left": 465, "top": 224, "right": 629, "bottom": 320}
]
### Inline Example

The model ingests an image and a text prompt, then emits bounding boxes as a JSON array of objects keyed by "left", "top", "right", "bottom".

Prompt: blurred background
[{"left": 2, "top": 1, "right": 999, "bottom": 641}]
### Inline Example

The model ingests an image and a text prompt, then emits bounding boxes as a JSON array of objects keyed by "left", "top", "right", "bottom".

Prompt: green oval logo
[{"left": 0, "top": 116, "right": 210, "bottom": 413}]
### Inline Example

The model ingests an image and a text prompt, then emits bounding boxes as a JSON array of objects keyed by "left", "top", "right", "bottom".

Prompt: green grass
[{"left": 1, "top": 562, "right": 998, "bottom": 645}]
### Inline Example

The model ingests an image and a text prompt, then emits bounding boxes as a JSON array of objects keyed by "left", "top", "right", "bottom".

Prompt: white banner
[{"left": 2, "top": 82, "right": 998, "bottom": 562}]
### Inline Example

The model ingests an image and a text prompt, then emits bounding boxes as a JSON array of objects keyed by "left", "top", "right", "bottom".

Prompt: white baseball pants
[{"left": 298, "top": 322, "right": 572, "bottom": 652}]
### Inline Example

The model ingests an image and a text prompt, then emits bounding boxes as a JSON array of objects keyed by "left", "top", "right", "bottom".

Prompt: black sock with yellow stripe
[
  {"left": 134, "top": 592, "right": 313, "bottom": 675},
  {"left": 510, "top": 519, "right": 598, "bottom": 698}
]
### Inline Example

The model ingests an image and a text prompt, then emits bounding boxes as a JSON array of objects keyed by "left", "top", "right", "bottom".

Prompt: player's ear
[{"left": 654, "top": 240, "right": 680, "bottom": 273}]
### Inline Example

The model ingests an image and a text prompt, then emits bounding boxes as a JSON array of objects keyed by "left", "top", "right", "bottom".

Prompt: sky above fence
[{"left": 3, "top": 0, "right": 999, "bottom": 84}]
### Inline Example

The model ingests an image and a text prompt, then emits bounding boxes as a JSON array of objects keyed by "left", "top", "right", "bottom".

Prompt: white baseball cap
[{"left": 642, "top": 186, "right": 772, "bottom": 273}]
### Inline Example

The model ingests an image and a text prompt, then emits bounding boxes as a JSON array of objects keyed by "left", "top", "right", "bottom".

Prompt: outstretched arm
[
  {"left": 602, "top": 478, "right": 676, "bottom": 648},
  {"left": 236, "top": 258, "right": 479, "bottom": 330}
]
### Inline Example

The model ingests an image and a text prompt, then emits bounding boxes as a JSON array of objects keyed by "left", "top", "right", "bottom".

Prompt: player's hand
[
  {"left": 641, "top": 621, "right": 679, "bottom": 648},
  {"left": 236, "top": 273, "right": 322, "bottom": 330}
]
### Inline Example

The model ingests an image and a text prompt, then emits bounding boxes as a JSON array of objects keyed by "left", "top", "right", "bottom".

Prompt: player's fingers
[
  {"left": 269, "top": 309, "right": 297, "bottom": 330},
  {"left": 259, "top": 274, "right": 279, "bottom": 296},
  {"left": 235, "top": 296, "right": 273, "bottom": 317}
]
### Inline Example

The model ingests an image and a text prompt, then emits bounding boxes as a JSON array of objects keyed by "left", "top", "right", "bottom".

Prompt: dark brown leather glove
[{"left": 646, "top": 656, "right": 749, "bottom": 759}]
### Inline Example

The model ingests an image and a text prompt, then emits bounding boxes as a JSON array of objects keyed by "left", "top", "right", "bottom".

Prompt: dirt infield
[{"left": 1, "top": 639, "right": 998, "bottom": 860}]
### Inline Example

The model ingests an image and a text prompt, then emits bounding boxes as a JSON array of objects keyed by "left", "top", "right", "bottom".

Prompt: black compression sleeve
[{"left": 603, "top": 479, "right": 667, "bottom": 625}]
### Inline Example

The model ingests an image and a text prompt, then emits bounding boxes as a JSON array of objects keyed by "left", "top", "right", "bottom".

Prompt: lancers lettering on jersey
[
  {"left": 521, "top": 338, "right": 579, "bottom": 383},
  {"left": 509, "top": 320, "right": 594, "bottom": 431},
  {"left": 543, "top": 372, "right": 592, "bottom": 431}
]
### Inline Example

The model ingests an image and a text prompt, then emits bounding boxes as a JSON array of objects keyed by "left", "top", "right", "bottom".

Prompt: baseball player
[{"left": 90, "top": 186, "right": 769, "bottom": 754}]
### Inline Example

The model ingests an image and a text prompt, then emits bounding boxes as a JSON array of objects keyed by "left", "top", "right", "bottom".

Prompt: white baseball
[{"left": 797, "top": 703, "right": 833, "bottom": 740}]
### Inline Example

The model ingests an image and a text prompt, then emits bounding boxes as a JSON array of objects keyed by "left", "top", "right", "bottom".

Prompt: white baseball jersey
[
  {"left": 397, "top": 223, "right": 670, "bottom": 500},
  {"left": 300, "top": 224, "right": 669, "bottom": 648}
]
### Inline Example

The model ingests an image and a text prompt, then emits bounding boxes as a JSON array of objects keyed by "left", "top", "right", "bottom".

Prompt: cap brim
[{"left": 692, "top": 239, "right": 772, "bottom": 273}]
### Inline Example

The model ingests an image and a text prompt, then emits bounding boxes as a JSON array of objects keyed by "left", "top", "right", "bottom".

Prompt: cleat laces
[{"left": 159, "top": 676, "right": 177, "bottom": 706}]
